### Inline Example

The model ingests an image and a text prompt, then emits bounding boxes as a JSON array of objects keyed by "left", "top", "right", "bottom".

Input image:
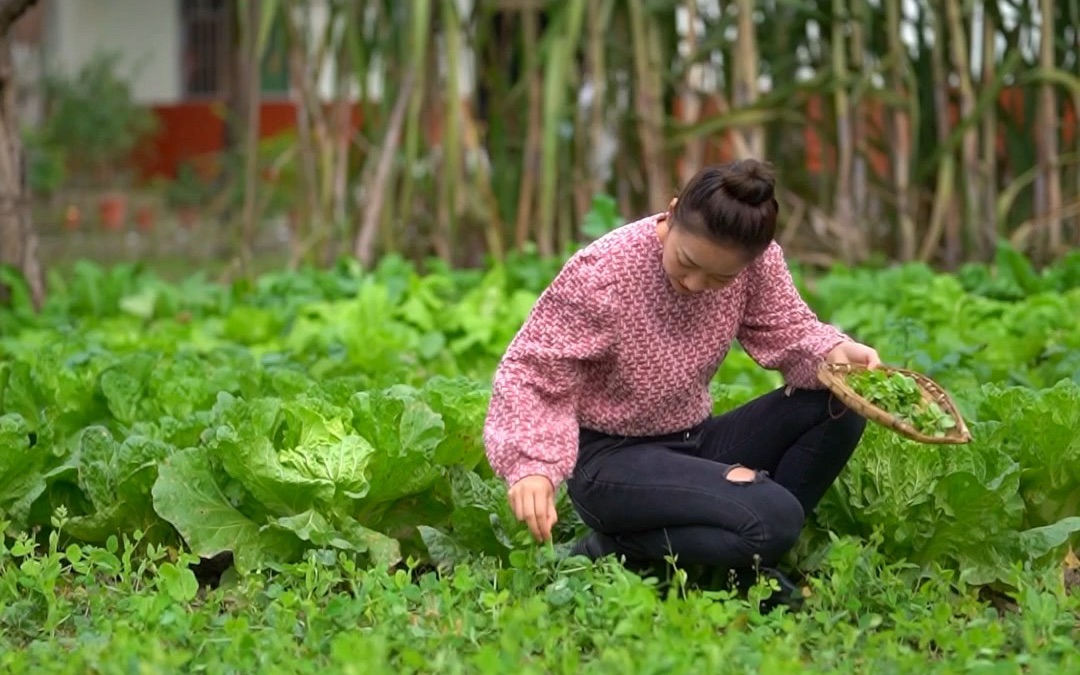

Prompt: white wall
[
  {"left": 39, "top": 0, "right": 480, "bottom": 106},
  {"left": 44, "top": 0, "right": 181, "bottom": 104}
]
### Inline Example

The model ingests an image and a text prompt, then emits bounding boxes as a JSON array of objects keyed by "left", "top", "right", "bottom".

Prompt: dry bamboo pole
[{"left": 354, "top": 72, "right": 415, "bottom": 267}]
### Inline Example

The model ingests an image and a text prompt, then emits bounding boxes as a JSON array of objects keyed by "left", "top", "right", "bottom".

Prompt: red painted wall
[
  {"left": 136, "top": 100, "right": 364, "bottom": 180},
  {"left": 138, "top": 89, "right": 1076, "bottom": 183},
  {"left": 667, "top": 87, "right": 1076, "bottom": 180}
]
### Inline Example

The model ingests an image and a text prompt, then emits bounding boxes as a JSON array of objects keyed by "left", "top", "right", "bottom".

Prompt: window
[
  {"left": 180, "top": 0, "right": 232, "bottom": 98},
  {"left": 259, "top": 18, "right": 289, "bottom": 95},
  {"left": 179, "top": 0, "right": 289, "bottom": 99}
]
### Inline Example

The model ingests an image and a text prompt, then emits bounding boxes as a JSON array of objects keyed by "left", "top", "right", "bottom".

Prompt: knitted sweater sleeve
[
  {"left": 736, "top": 242, "right": 849, "bottom": 389},
  {"left": 483, "top": 255, "right": 618, "bottom": 489}
]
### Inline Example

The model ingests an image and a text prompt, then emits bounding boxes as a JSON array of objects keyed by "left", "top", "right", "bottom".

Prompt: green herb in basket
[{"left": 848, "top": 369, "right": 958, "bottom": 437}]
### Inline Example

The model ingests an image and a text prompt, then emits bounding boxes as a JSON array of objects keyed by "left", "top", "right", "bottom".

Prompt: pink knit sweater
[{"left": 483, "top": 213, "right": 849, "bottom": 489}]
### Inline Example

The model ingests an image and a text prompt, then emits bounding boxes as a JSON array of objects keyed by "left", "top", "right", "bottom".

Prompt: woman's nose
[{"left": 682, "top": 275, "right": 706, "bottom": 292}]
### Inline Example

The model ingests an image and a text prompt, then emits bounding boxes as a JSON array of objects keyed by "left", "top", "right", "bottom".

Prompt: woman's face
[{"left": 655, "top": 212, "right": 751, "bottom": 295}]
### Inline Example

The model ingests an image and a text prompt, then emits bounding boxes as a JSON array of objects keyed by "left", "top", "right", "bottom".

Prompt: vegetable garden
[{"left": 2, "top": 240, "right": 1080, "bottom": 673}]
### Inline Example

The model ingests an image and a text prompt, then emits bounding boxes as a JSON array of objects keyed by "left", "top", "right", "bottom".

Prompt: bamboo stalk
[
  {"left": 284, "top": 3, "right": 320, "bottom": 268},
  {"left": 628, "top": 0, "right": 669, "bottom": 211},
  {"left": 399, "top": 0, "right": 433, "bottom": 240},
  {"left": 538, "top": 0, "right": 586, "bottom": 255},
  {"left": 920, "top": 3, "right": 960, "bottom": 266},
  {"left": 849, "top": 0, "right": 868, "bottom": 237},
  {"left": 944, "top": 0, "right": 981, "bottom": 259},
  {"left": 354, "top": 71, "right": 416, "bottom": 267},
  {"left": 514, "top": 7, "right": 541, "bottom": 250},
  {"left": 574, "top": 0, "right": 611, "bottom": 225},
  {"left": 329, "top": 18, "right": 351, "bottom": 265},
  {"left": 980, "top": 5, "right": 999, "bottom": 253},
  {"left": 679, "top": 0, "right": 704, "bottom": 185},
  {"left": 995, "top": 150, "right": 1080, "bottom": 227},
  {"left": 733, "top": 0, "right": 763, "bottom": 158},
  {"left": 306, "top": 2, "right": 340, "bottom": 261},
  {"left": 237, "top": 0, "right": 262, "bottom": 277},
  {"left": 1073, "top": 0, "right": 1080, "bottom": 246},
  {"left": 462, "top": 101, "right": 506, "bottom": 265},
  {"left": 831, "top": 0, "right": 861, "bottom": 263},
  {"left": 1035, "top": 0, "right": 1062, "bottom": 258},
  {"left": 437, "top": 0, "right": 464, "bottom": 265},
  {"left": 885, "top": 0, "right": 915, "bottom": 261},
  {"left": 459, "top": 2, "right": 506, "bottom": 263},
  {"left": 919, "top": 157, "right": 958, "bottom": 263}
]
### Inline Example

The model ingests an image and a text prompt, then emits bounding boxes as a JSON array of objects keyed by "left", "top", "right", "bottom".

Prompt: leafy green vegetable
[
  {"left": 3, "top": 251, "right": 1080, "bottom": 586},
  {"left": 848, "top": 369, "right": 957, "bottom": 437},
  {"left": 152, "top": 447, "right": 303, "bottom": 573}
]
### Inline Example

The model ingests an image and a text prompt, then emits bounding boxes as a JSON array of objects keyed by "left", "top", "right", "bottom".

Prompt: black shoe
[{"left": 568, "top": 531, "right": 613, "bottom": 560}]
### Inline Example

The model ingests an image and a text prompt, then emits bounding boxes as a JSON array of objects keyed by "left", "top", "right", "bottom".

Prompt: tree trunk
[{"left": 0, "top": 0, "right": 43, "bottom": 310}]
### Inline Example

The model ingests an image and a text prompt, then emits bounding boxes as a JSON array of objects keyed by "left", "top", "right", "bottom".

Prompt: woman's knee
[{"left": 745, "top": 483, "right": 805, "bottom": 561}]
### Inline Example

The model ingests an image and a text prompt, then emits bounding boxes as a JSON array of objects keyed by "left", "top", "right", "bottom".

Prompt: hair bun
[{"left": 722, "top": 159, "right": 775, "bottom": 207}]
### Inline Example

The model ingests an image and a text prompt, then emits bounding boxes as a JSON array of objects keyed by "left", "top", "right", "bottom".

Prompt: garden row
[{"left": 1, "top": 243, "right": 1079, "bottom": 587}]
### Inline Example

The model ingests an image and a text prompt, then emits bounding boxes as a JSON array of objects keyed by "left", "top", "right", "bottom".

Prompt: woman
[{"left": 483, "top": 159, "right": 877, "bottom": 602}]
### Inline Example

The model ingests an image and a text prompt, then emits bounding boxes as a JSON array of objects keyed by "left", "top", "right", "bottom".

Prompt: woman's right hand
[{"left": 508, "top": 475, "right": 558, "bottom": 543}]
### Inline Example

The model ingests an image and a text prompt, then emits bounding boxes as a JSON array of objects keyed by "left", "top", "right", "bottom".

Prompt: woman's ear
[
  {"left": 655, "top": 216, "right": 670, "bottom": 243},
  {"left": 668, "top": 196, "right": 678, "bottom": 212}
]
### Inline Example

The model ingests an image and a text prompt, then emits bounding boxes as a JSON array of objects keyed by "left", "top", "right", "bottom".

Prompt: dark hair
[{"left": 670, "top": 159, "right": 779, "bottom": 257}]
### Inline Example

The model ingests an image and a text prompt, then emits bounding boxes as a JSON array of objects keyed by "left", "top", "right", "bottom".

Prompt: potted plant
[
  {"left": 22, "top": 128, "right": 68, "bottom": 228},
  {"left": 165, "top": 162, "right": 210, "bottom": 229},
  {"left": 36, "top": 52, "right": 158, "bottom": 231}
]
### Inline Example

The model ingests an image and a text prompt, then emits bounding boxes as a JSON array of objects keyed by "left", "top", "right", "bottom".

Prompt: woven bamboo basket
[{"left": 817, "top": 362, "right": 972, "bottom": 445}]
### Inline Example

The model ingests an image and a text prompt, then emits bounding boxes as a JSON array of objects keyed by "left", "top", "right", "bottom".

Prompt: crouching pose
[{"left": 482, "top": 160, "right": 877, "bottom": 605}]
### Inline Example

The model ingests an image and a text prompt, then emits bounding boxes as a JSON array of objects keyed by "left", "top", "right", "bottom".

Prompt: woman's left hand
[{"left": 826, "top": 340, "right": 882, "bottom": 368}]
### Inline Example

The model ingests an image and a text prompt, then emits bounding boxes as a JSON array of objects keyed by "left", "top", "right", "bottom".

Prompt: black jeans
[{"left": 566, "top": 387, "right": 866, "bottom": 569}]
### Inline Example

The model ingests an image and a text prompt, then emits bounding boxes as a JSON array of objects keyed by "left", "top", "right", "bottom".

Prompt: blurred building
[{"left": 21, "top": 0, "right": 353, "bottom": 180}]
